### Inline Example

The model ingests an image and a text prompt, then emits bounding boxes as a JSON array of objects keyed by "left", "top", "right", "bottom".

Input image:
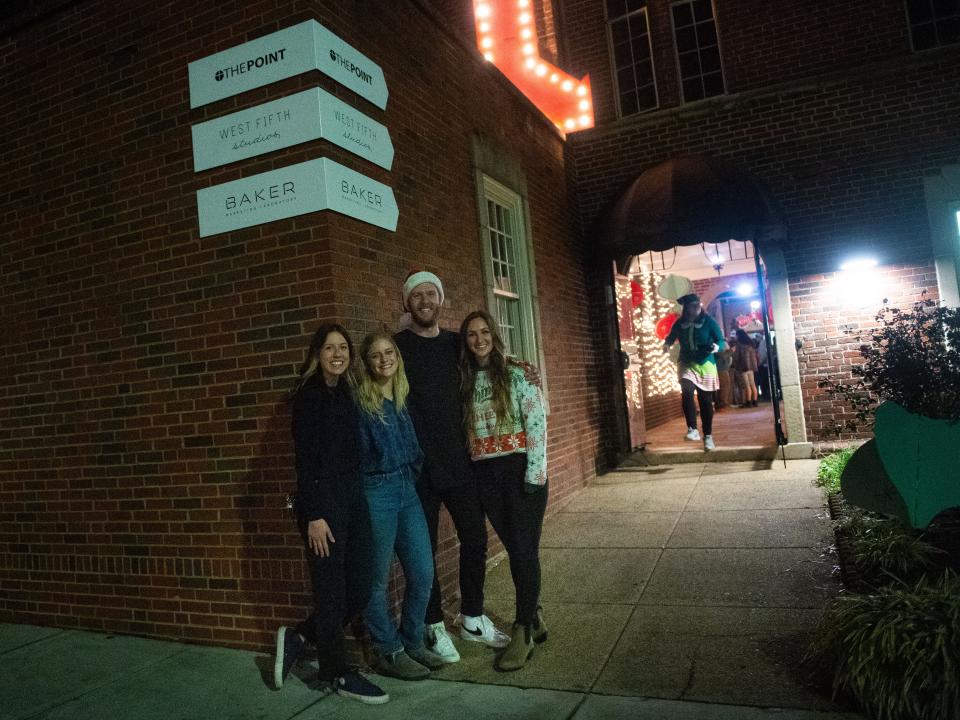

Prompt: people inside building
[
  {"left": 355, "top": 331, "right": 449, "bottom": 680},
  {"left": 276, "top": 324, "right": 389, "bottom": 704},
  {"left": 754, "top": 331, "right": 770, "bottom": 403},
  {"left": 663, "top": 293, "right": 726, "bottom": 450},
  {"left": 459, "top": 310, "right": 548, "bottom": 671},
  {"left": 715, "top": 341, "right": 734, "bottom": 411},
  {"left": 734, "top": 328, "right": 760, "bottom": 408},
  {"left": 394, "top": 271, "right": 510, "bottom": 662}
]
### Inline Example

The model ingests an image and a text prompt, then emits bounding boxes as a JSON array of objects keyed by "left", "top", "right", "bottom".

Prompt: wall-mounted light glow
[
  {"left": 750, "top": 300, "right": 761, "bottom": 311},
  {"left": 736, "top": 282, "right": 754, "bottom": 297},
  {"left": 839, "top": 257, "right": 878, "bottom": 271}
]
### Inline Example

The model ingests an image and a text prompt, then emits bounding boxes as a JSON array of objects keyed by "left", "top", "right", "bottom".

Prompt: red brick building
[
  {"left": 3, "top": 0, "right": 959, "bottom": 650},
  {"left": 561, "top": 0, "right": 960, "bottom": 449},
  {"left": 0, "top": 0, "right": 609, "bottom": 649}
]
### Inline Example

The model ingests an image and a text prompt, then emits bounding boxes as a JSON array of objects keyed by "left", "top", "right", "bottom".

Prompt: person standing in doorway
[
  {"left": 663, "top": 294, "right": 725, "bottom": 450},
  {"left": 460, "top": 310, "right": 548, "bottom": 671},
  {"left": 276, "top": 323, "right": 389, "bottom": 705},
  {"left": 355, "top": 332, "right": 447, "bottom": 680},
  {"left": 394, "top": 271, "right": 510, "bottom": 663},
  {"left": 734, "top": 329, "right": 760, "bottom": 407},
  {"left": 715, "top": 342, "right": 734, "bottom": 411}
]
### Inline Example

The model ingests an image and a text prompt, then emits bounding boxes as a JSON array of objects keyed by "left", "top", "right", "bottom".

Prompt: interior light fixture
[{"left": 736, "top": 282, "right": 754, "bottom": 297}]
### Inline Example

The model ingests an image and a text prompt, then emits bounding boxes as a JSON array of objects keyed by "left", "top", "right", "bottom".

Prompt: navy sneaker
[
  {"left": 335, "top": 669, "right": 390, "bottom": 704},
  {"left": 274, "top": 626, "right": 304, "bottom": 689}
]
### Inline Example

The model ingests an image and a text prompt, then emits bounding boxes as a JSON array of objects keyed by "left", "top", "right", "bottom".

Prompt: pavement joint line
[
  {"left": 678, "top": 639, "right": 701, "bottom": 700},
  {"left": 562, "top": 692, "right": 591, "bottom": 720},
  {"left": 16, "top": 644, "right": 193, "bottom": 720},
  {"left": 0, "top": 627, "right": 69, "bottom": 655}
]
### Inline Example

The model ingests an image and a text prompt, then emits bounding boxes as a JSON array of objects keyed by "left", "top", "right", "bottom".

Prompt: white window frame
[
  {"left": 475, "top": 174, "right": 547, "bottom": 393},
  {"left": 669, "top": 0, "right": 727, "bottom": 104},
  {"left": 605, "top": 4, "right": 660, "bottom": 118}
]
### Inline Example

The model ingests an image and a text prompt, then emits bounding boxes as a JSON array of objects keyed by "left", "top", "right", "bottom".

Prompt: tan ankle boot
[
  {"left": 497, "top": 623, "right": 534, "bottom": 671},
  {"left": 532, "top": 607, "right": 547, "bottom": 644}
]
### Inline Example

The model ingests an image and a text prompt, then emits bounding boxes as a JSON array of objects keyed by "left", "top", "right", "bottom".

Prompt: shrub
[
  {"left": 818, "top": 298, "right": 960, "bottom": 433},
  {"left": 816, "top": 447, "right": 856, "bottom": 495},
  {"left": 839, "top": 508, "right": 944, "bottom": 587},
  {"left": 817, "top": 571, "right": 960, "bottom": 720}
]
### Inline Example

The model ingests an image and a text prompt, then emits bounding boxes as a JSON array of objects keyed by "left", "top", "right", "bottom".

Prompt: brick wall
[
  {"left": 0, "top": 0, "right": 609, "bottom": 650},
  {"left": 565, "top": 2, "right": 960, "bottom": 442}
]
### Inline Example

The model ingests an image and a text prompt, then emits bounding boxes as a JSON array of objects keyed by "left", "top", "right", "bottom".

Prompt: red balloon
[{"left": 655, "top": 313, "right": 678, "bottom": 340}]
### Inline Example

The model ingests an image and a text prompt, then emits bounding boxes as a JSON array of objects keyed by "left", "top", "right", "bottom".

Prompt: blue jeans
[{"left": 363, "top": 466, "right": 434, "bottom": 656}]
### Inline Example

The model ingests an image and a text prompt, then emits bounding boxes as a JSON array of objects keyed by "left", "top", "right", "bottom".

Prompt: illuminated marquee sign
[{"left": 472, "top": 0, "right": 594, "bottom": 133}]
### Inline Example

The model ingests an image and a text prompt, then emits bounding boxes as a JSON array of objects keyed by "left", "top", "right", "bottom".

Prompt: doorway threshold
[{"left": 619, "top": 445, "right": 779, "bottom": 466}]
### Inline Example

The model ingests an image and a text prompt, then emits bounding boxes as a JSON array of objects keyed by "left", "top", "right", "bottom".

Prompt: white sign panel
[
  {"left": 196, "top": 158, "right": 398, "bottom": 237},
  {"left": 191, "top": 88, "right": 394, "bottom": 172},
  {"left": 188, "top": 20, "right": 388, "bottom": 110}
]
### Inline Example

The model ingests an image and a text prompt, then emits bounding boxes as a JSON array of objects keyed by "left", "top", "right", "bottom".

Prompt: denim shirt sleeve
[{"left": 357, "top": 400, "right": 423, "bottom": 476}]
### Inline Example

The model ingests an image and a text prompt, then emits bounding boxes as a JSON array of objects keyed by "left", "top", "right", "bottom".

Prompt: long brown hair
[
  {"left": 459, "top": 310, "right": 513, "bottom": 435},
  {"left": 291, "top": 322, "right": 354, "bottom": 396}
]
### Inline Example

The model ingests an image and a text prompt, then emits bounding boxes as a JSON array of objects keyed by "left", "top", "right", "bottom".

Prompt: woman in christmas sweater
[
  {"left": 459, "top": 309, "right": 547, "bottom": 672},
  {"left": 663, "top": 293, "right": 726, "bottom": 450}
]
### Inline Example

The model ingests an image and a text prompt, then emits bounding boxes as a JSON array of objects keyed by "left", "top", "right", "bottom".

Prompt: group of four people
[{"left": 274, "top": 271, "right": 548, "bottom": 705}]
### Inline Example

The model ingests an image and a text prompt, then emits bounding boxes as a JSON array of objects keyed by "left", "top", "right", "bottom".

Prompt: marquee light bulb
[
  {"left": 535, "top": 64, "right": 547, "bottom": 76},
  {"left": 518, "top": 12, "right": 531, "bottom": 24},
  {"left": 520, "top": 27, "right": 532, "bottom": 39},
  {"left": 479, "top": 21, "right": 490, "bottom": 33},
  {"left": 481, "top": 37, "right": 494, "bottom": 48},
  {"left": 561, "top": 79, "right": 573, "bottom": 91},
  {"left": 483, "top": 51, "right": 494, "bottom": 61},
  {"left": 475, "top": 3, "right": 492, "bottom": 19},
  {"left": 578, "top": 114, "right": 591, "bottom": 126},
  {"left": 564, "top": 118, "right": 576, "bottom": 130},
  {"left": 524, "top": 56, "right": 537, "bottom": 69},
  {"left": 518, "top": 0, "right": 530, "bottom": 6},
  {"left": 576, "top": 85, "right": 587, "bottom": 96},
  {"left": 549, "top": 73, "right": 559, "bottom": 83},
  {"left": 522, "top": 42, "right": 535, "bottom": 55},
  {"left": 578, "top": 99, "right": 590, "bottom": 110}
]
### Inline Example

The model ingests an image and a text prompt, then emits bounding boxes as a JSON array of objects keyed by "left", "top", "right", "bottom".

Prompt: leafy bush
[
  {"left": 816, "top": 447, "right": 856, "bottom": 494},
  {"left": 817, "top": 571, "right": 960, "bottom": 720},
  {"left": 839, "top": 507, "right": 944, "bottom": 587},
  {"left": 818, "top": 298, "right": 960, "bottom": 433}
]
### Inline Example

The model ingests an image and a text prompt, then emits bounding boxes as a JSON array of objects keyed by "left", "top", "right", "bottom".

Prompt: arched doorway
[{"left": 599, "top": 155, "right": 812, "bottom": 460}]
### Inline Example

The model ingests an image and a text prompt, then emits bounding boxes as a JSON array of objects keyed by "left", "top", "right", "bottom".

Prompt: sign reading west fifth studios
[
  {"left": 188, "top": 20, "right": 388, "bottom": 110},
  {"left": 196, "top": 158, "right": 398, "bottom": 237},
  {"left": 188, "top": 20, "right": 396, "bottom": 236},
  {"left": 191, "top": 87, "right": 393, "bottom": 172}
]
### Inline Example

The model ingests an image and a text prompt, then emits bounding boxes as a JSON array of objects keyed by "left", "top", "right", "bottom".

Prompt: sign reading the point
[
  {"left": 191, "top": 88, "right": 394, "bottom": 171},
  {"left": 188, "top": 20, "right": 388, "bottom": 110},
  {"left": 196, "top": 157, "right": 397, "bottom": 237}
]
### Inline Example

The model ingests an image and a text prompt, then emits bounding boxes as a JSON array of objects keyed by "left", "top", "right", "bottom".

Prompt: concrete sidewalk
[{"left": 1, "top": 460, "right": 863, "bottom": 720}]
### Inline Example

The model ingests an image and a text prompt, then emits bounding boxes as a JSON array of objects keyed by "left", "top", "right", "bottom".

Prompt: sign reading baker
[
  {"left": 191, "top": 88, "right": 394, "bottom": 172},
  {"left": 196, "top": 157, "right": 398, "bottom": 237},
  {"left": 188, "top": 20, "right": 388, "bottom": 110}
]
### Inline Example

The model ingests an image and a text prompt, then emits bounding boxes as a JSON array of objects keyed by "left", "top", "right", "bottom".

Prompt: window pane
[
  {"left": 608, "top": 7, "right": 656, "bottom": 117},
  {"left": 626, "top": 0, "right": 647, "bottom": 12},
  {"left": 692, "top": 0, "right": 713, "bottom": 22},
  {"left": 938, "top": 17, "right": 960, "bottom": 43},
  {"left": 611, "top": 18, "right": 630, "bottom": 46},
  {"left": 620, "top": 91, "right": 640, "bottom": 115},
  {"left": 636, "top": 85, "right": 657, "bottom": 110},
  {"left": 906, "top": 0, "right": 933, "bottom": 23},
  {"left": 606, "top": 0, "right": 627, "bottom": 21},
  {"left": 635, "top": 58, "right": 653, "bottom": 84},
  {"left": 628, "top": 11, "right": 648, "bottom": 35},
  {"left": 675, "top": 25, "right": 697, "bottom": 52},
  {"left": 696, "top": 21, "right": 717, "bottom": 47},
  {"left": 912, "top": 21, "right": 937, "bottom": 48},
  {"left": 702, "top": 71, "right": 725, "bottom": 97},
  {"left": 672, "top": 2, "right": 694, "bottom": 27},
  {"left": 933, "top": 0, "right": 958, "bottom": 18},
  {"left": 678, "top": 50, "right": 701, "bottom": 77},
  {"left": 700, "top": 45, "right": 722, "bottom": 73},
  {"left": 683, "top": 76, "right": 704, "bottom": 101}
]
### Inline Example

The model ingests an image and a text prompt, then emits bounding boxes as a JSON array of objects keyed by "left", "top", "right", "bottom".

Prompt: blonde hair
[{"left": 353, "top": 332, "right": 410, "bottom": 418}]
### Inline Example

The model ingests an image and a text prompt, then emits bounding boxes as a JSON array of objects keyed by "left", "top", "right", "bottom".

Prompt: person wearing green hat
[{"left": 663, "top": 293, "right": 726, "bottom": 450}]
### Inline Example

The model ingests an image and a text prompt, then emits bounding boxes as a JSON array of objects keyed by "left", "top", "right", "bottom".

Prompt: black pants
[
  {"left": 295, "top": 493, "right": 373, "bottom": 681},
  {"left": 418, "top": 475, "right": 488, "bottom": 624},
  {"left": 757, "top": 365, "right": 770, "bottom": 401},
  {"left": 474, "top": 454, "right": 547, "bottom": 627},
  {"left": 681, "top": 378, "right": 714, "bottom": 435}
]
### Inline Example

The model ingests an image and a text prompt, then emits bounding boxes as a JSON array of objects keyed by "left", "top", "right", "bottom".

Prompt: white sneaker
[
  {"left": 425, "top": 620, "right": 460, "bottom": 663},
  {"left": 703, "top": 435, "right": 716, "bottom": 451},
  {"left": 684, "top": 427, "right": 701, "bottom": 441},
  {"left": 459, "top": 614, "right": 510, "bottom": 648}
]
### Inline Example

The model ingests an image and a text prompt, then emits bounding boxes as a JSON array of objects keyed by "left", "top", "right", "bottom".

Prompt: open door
[
  {"left": 615, "top": 273, "right": 646, "bottom": 449},
  {"left": 754, "top": 246, "right": 787, "bottom": 450}
]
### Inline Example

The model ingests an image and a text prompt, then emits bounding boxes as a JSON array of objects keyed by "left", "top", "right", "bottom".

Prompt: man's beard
[{"left": 411, "top": 305, "right": 439, "bottom": 328}]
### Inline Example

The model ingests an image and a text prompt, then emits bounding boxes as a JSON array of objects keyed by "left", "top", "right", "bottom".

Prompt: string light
[{"left": 638, "top": 266, "right": 680, "bottom": 397}]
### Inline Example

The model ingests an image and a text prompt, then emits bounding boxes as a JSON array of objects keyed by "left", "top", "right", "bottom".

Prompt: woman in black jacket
[{"left": 274, "top": 323, "right": 388, "bottom": 705}]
